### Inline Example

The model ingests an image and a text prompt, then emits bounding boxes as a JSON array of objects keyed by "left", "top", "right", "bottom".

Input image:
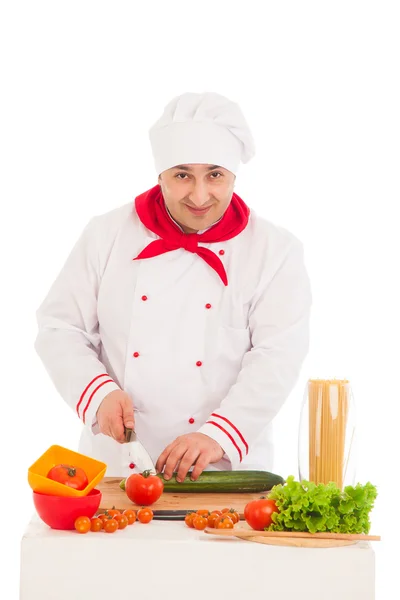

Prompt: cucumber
[{"left": 119, "top": 470, "right": 284, "bottom": 493}]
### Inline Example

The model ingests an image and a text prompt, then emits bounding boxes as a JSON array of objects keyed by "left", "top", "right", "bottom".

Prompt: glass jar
[{"left": 298, "top": 379, "right": 357, "bottom": 490}]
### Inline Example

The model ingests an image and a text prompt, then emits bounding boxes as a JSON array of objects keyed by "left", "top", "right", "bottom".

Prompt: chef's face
[{"left": 158, "top": 164, "right": 236, "bottom": 233}]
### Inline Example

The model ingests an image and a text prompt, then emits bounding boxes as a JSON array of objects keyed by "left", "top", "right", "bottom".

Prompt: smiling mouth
[{"left": 185, "top": 205, "right": 212, "bottom": 215}]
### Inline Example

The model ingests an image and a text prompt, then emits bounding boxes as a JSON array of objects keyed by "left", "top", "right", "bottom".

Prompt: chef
[{"left": 34, "top": 91, "right": 312, "bottom": 481}]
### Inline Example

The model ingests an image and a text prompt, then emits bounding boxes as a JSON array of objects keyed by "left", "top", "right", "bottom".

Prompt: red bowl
[{"left": 33, "top": 488, "right": 102, "bottom": 530}]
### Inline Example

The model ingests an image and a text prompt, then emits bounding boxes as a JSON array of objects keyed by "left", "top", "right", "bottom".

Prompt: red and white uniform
[{"left": 34, "top": 198, "right": 312, "bottom": 476}]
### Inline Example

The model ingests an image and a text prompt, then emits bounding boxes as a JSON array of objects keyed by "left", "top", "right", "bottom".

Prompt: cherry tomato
[
  {"left": 125, "top": 471, "right": 164, "bottom": 506},
  {"left": 47, "top": 464, "right": 88, "bottom": 490},
  {"left": 227, "top": 509, "right": 240, "bottom": 524},
  {"left": 193, "top": 515, "right": 208, "bottom": 530},
  {"left": 98, "top": 512, "right": 109, "bottom": 524},
  {"left": 196, "top": 510, "right": 210, "bottom": 517},
  {"left": 217, "top": 516, "right": 234, "bottom": 529},
  {"left": 185, "top": 512, "right": 196, "bottom": 528},
  {"left": 90, "top": 517, "right": 103, "bottom": 532},
  {"left": 123, "top": 509, "right": 137, "bottom": 525},
  {"left": 114, "top": 514, "right": 129, "bottom": 530},
  {"left": 244, "top": 498, "right": 279, "bottom": 531},
  {"left": 74, "top": 516, "right": 91, "bottom": 533},
  {"left": 103, "top": 517, "right": 119, "bottom": 533},
  {"left": 221, "top": 508, "right": 230, "bottom": 514},
  {"left": 137, "top": 507, "right": 153, "bottom": 524},
  {"left": 107, "top": 506, "right": 121, "bottom": 518},
  {"left": 211, "top": 510, "right": 222, "bottom": 516},
  {"left": 215, "top": 514, "right": 233, "bottom": 528},
  {"left": 207, "top": 513, "right": 220, "bottom": 528}
]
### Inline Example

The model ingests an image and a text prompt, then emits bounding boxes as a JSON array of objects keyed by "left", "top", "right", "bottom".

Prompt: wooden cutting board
[
  {"left": 204, "top": 526, "right": 381, "bottom": 548},
  {"left": 97, "top": 477, "right": 268, "bottom": 516}
]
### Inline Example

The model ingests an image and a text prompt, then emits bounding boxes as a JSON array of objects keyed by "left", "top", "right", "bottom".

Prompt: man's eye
[
  {"left": 175, "top": 173, "right": 188, "bottom": 179},
  {"left": 210, "top": 172, "right": 222, "bottom": 178}
]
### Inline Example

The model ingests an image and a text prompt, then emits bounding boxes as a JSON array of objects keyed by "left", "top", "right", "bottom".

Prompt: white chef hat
[{"left": 148, "top": 92, "right": 256, "bottom": 175}]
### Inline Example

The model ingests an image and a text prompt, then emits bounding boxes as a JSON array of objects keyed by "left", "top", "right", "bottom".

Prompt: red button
[
  {"left": 205, "top": 303, "right": 212, "bottom": 309},
  {"left": 141, "top": 295, "right": 148, "bottom": 301},
  {"left": 196, "top": 361, "right": 202, "bottom": 367},
  {"left": 133, "top": 352, "right": 140, "bottom": 358},
  {"left": 129, "top": 463, "right": 135, "bottom": 469},
  {"left": 219, "top": 249, "right": 225, "bottom": 255},
  {"left": 189, "top": 417, "right": 195, "bottom": 424}
]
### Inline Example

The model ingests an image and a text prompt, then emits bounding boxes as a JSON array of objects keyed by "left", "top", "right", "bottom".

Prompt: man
[{"left": 34, "top": 91, "right": 312, "bottom": 481}]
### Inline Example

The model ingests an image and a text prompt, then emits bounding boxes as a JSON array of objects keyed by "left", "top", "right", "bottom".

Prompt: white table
[{"left": 20, "top": 515, "right": 375, "bottom": 600}]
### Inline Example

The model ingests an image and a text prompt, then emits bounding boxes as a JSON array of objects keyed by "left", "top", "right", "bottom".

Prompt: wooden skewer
[{"left": 204, "top": 527, "right": 381, "bottom": 541}]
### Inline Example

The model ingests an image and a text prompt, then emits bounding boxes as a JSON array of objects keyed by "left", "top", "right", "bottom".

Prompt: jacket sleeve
[
  {"left": 197, "top": 238, "right": 312, "bottom": 469},
  {"left": 34, "top": 217, "right": 121, "bottom": 430}
]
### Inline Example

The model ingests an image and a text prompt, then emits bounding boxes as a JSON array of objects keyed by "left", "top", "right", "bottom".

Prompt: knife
[
  {"left": 124, "top": 427, "right": 157, "bottom": 475},
  {"left": 151, "top": 510, "right": 190, "bottom": 521}
]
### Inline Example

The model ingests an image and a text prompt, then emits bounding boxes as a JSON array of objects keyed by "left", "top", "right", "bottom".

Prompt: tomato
[
  {"left": 211, "top": 510, "right": 222, "bottom": 516},
  {"left": 98, "top": 512, "right": 109, "bottom": 524},
  {"left": 193, "top": 515, "right": 208, "bottom": 530},
  {"left": 103, "top": 517, "right": 118, "bottom": 533},
  {"left": 244, "top": 498, "right": 279, "bottom": 531},
  {"left": 107, "top": 506, "right": 121, "bottom": 518},
  {"left": 217, "top": 516, "right": 234, "bottom": 529},
  {"left": 125, "top": 471, "right": 164, "bottom": 506},
  {"left": 215, "top": 514, "right": 233, "bottom": 527},
  {"left": 227, "top": 509, "right": 240, "bottom": 524},
  {"left": 137, "top": 507, "right": 153, "bottom": 524},
  {"left": 123, "top": 509, "right": 137, "bottom": 525},
  {"left": 196, "top": 510, "right": 210, "bottom": 517},
  {"left": 90, "top": 517, "right": 103, "bottom": 532},
  {"left": 74, "top": 516, "right": 91, "bottom": 533},
  {"left": 114, "top": 514, "right": 129, "bottom": 530},
  {"left": 47, "top": 464, "right": 88, "bottom": 490},
  {"left": 221, "top": 508, "right": 230, "bottom": 514},
  {"left": 207, "top": 513, "right": 220, "bottom": 528},
  {"left": 185, "top": 512, "right": 196, "bottom": 528}
]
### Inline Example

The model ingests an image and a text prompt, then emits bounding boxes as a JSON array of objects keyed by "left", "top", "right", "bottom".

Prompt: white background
[{"left": 1, "top": 1, "right": 399, "bottom": 598}]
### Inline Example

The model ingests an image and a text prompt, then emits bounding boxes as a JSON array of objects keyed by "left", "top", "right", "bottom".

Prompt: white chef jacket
[{"left": 34, "top": 198, "right": 312, "bottom": 477}]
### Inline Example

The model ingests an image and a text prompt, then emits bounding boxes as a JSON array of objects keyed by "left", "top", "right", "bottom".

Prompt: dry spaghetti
[{"left": 308, "top": 379, "right": 350, "bottom": 489}]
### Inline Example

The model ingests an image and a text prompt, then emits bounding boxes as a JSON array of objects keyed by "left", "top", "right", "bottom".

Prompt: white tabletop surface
[{"left": 20, "top": 514, "right": 376, "bottom": 600}]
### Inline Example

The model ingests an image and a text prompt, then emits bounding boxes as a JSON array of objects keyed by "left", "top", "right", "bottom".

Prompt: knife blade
[{"left": 124, "top": 427, "right": 157, "bottom": 474}]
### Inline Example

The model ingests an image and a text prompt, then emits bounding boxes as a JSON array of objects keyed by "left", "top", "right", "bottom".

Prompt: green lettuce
[{"left": 267, "top": 475, "right": 378, "bottom": 534}]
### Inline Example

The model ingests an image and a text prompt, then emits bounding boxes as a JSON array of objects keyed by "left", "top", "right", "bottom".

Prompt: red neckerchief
[{"left": 133, "top": 184, "right": 250, "bottom": 285}]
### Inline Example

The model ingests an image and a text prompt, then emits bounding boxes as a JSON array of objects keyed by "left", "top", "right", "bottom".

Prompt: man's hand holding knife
[{"left": 96, "top": 391, "right": 224, "bottom": 480}]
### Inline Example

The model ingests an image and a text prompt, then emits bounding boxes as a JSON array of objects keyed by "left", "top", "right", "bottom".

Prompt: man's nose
[{"left": 188, "top": 182, "right": 211, "bottom": 207}]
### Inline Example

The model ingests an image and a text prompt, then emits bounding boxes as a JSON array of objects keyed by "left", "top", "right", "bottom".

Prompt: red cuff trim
[
  {"left": 82, "top": 379, "right": 113, "bottom": 424},
  {"left": 76, "top": 373, "right": 110, "bottom": 418},
  {"left": 206, "top": 420, "right": 243, "bottom": 462},
  {"left": 211, "top": 412, "right": 249, "bottom": 454}
]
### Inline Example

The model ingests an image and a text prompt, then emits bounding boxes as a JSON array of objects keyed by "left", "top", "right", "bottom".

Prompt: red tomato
[
  {"left": 244, "top": 498, "right": 279, "bottom": 531},
  {"left": 125, "top": 471, "right": 164, "bottom": 506},
  {"left": 74, "top": 516, "right": 91, "bottom": 533},
  {"left": 123, "top": 509, "right": 136, "bottom": 525},
  {"left": 137, "top": 508, "right": 153, "bottom": 524},
  {"left": 47, "top": 464, "right": 88, "bottom": 490}
]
